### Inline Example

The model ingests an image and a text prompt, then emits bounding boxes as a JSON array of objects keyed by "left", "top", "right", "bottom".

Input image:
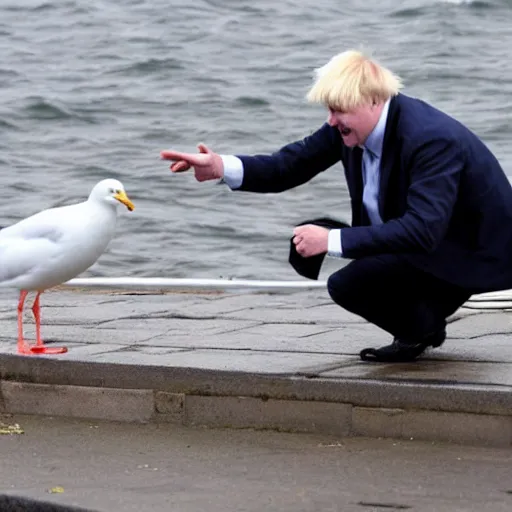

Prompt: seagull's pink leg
[
  {"left": 31, "top": 292, "right": 43, "bottom": 346},
  {"left": 27, "top": 292, "right": 68, "bottom": 355},
  {"left": 17, "top": 290, "right": 31, "bottom": 355}
]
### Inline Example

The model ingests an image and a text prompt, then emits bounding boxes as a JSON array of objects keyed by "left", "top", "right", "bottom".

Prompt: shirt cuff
[
  {"left": 220, "top": 155, "right": 244, "bottom": 189},
  {"left": 327, "top": 229, "right": 343, "bottom": 258}
]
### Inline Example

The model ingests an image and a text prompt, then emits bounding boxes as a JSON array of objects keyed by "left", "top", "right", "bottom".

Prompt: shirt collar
[{"left": 362, "top": 98, "right": 390, "bottom": 159}]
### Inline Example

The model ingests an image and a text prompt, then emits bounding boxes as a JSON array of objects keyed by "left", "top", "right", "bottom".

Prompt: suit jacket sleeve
[
  {"left": 341, "top": 137, "right": 464, "bottom": 258},
  {"left": 235, "top": 123, "right": 342, "bottom": 193}
]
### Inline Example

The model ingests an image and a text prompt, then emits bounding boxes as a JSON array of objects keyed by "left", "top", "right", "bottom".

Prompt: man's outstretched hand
[{"left": 160, "top": 143, "right": 224, "bottom": 182}]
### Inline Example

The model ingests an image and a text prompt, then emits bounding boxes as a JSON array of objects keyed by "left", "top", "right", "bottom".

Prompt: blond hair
[{"left": 306, "top": 50, "right": 403, "bottom": 111}]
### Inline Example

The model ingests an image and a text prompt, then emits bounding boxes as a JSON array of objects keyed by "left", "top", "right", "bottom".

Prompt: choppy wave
[
  {"left": 0, "top": 117, "right": 20, "bottom": 131},
  {"left": 112, "top": 58, "right": 185, "bottom": 76},
  {"left": 19, "top": 97, "right": 99, "bottom": 124},
  {"left": 437, "top": 0, "right": 492, "bottom": 5},
  {"left": 235, "top": 96, "right": 271, "bottom": 107}
]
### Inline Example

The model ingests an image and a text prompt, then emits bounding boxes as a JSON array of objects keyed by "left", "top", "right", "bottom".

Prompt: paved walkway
[{"left": 0, "top": 285, "right": 511, "bottom": 446}]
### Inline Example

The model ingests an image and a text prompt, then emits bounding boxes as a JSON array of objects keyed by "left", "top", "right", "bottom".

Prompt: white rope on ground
[{"left": 63, "top": 277, "right": 326, "bottom": 292}]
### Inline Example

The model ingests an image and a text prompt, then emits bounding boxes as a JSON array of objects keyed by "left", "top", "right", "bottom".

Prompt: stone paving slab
[
  {"left": 67, "top": 348, "right": 352, "bottom": 373},
  {"left": 447, "top": 312, "right": 512, "bottom": 338},
  {"left": 0, "top": 287, "right": 511, "bottom": 446},
  {"left": 320, "top": 360, "right": 512, "bottom": 386},
  {"left": 430, "top": 335, "right": 512, "bottom": 363}
]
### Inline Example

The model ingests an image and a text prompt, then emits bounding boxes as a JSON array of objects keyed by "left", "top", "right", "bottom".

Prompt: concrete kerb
[{"left": 1, "top": 355, "right": 511, "bottom": 447}]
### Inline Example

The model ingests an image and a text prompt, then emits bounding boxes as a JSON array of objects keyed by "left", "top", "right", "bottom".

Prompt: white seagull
[{"left": 0, "top": 179, "right": 135, "bottom": 355}]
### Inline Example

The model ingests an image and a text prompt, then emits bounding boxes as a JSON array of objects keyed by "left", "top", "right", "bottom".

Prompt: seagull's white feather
[
  {"left": 0, "top": 203, "right": 76, "bottom": 242},
  {"left": 0, "top": 179, "right": 133, "bottom": 291}
]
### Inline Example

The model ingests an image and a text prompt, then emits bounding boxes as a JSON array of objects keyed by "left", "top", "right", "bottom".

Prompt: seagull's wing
[
  {"left": 0, "top": 235, "right": 63, "bottom": 285},
  {"left": 0, "top": 206, "right": 75, "bottom": 285},
  {"left": 0, "top": 206, "right": 70, "bottom": 243}
]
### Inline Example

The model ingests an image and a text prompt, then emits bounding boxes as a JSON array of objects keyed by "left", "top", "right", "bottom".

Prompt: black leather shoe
[
  {"left": 360, "top": 329, "right": 446, "bottom": 363},
  {"left": 428, "top": 329, "right": 446, "bottom": 348}
]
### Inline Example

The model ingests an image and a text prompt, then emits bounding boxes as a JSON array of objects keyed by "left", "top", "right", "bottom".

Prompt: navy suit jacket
[{"left": 237, "top": 93, "right": 512, "bottom": 293}]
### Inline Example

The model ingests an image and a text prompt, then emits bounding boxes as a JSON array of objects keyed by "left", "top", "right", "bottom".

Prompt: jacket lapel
[{"left": 378, "top": 95, "right": 401, "bottom": 220}]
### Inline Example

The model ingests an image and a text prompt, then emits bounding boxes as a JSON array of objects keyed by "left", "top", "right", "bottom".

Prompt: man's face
[{"left": 327, "top": 102, "right": 382, "bottom": 147}]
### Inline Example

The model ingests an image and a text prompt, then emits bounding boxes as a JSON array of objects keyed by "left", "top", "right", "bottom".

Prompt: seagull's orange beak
[{"left": 114, "top": 190, "right": 135, "bottom": 211}]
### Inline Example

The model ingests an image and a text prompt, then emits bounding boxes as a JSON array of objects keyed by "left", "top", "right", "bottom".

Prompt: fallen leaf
[
  {"left": 0, "top": 423, "right": 24, "bottom": 435},
  {"left": 317, "top": 442, "right": 344, "bottom": 448},
  {"left": 48, "top": 487, "right": 64, "bottom": 494}
]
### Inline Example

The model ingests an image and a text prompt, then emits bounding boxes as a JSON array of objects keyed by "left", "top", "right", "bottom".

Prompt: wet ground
[{"left": 1, "top": 414, "right": 512, "bottom": 512}]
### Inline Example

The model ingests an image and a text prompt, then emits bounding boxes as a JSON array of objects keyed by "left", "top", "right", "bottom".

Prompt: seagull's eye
[{"left": 109, "top": 188, "right": 115, "bottom": 194}]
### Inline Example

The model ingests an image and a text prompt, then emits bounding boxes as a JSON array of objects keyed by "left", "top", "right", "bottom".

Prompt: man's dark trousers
[{"left": 327, "top": 254, "right": 472, "bottom": 343}]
